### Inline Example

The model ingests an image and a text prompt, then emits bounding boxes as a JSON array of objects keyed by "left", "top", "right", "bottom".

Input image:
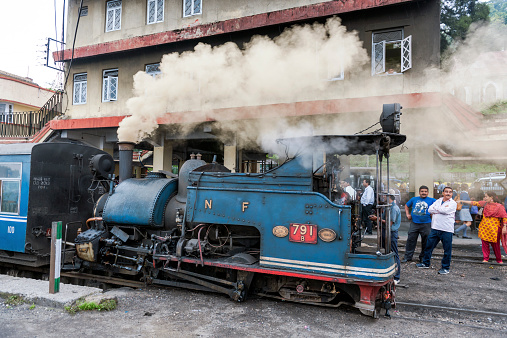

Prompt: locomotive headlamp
[{"left": 380, "top": 103, "right": 402, "bottom": 134}]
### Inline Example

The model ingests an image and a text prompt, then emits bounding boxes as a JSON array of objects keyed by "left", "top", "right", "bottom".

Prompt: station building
[{"left": 40, "top": 0, "right": 492, "bottom": 196}]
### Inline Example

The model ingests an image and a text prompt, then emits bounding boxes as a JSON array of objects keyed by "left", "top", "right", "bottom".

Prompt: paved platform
[{"left": 0, "top": 275, "right": 101, "bottom": 308}]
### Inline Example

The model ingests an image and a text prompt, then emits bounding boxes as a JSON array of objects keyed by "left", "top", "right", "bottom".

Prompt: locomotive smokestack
[{"left": 118, "top": 142, "right": 135, "bottom": 183}]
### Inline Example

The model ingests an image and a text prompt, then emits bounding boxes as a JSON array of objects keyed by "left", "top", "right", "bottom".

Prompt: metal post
[
  {"left": 49, "top": 221, "right": 62, "bottom": 294},
  {"left": 375, "top": 150, "right": 381, "bottom": 252},
  {"left": 386, "top": 154, "right": 391, "bottom": 254}
]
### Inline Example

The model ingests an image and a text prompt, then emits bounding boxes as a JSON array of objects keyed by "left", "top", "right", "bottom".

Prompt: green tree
[
  {"left": 440, "top": 0, "right": 490, "bottom": 54},
  {"left": 488, "top": 0, "right": 507, "bottom": 25}
]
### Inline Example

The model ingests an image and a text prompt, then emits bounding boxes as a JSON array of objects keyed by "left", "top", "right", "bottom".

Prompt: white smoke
[{"left": 118, "top": 17, "right": 368, "bottom": 143}]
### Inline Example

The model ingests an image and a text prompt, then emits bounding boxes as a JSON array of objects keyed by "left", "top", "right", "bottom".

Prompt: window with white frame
[
  {"left": 145, "top": 63, "right": 161, "bottom": 77},
  {"left": 106, "top": 0, "right": 122, "bottom": 32},
  {"left": 0, "top": 163, "right": 21, "bottom": 214},
  {"left": 318, "top": 58, "right": 344, "bottom": 81},
  {"left": 371, "top": 29, "right": 411, "bottom": 76},
  {"left": 316, "top": 43, "right": 344, "bottom": 81},
  {"left": 0, "top": 102, "right": 13, "bottom": 123},
  {"left": 148, "top": 0, "right": 164, "bottom": 24},
  {"left": 102, "top": 69, "right": 118, "bottom": 102},
  {"left": 73, "top": 73, "right": 87, "bottom": 105},
  {"left": 183, "top": 0, "right": 201, "bottom": 17}
]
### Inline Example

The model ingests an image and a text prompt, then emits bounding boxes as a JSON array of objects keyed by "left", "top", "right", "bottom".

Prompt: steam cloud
[
  {"left": 117, "top": 17, "right": 507, "bottom": 165},
  {"left": 118, "top": 17, "right": 368, "bottom": 144}
]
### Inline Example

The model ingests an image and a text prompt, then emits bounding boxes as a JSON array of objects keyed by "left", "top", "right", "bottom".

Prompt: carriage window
[{"left": 0, "top": 163, "right": 21, "bottom": 214}]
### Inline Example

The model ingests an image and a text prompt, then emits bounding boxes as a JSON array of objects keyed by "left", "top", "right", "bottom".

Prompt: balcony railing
[{"left": 0, "top": 91, "right": 63, "bottom": 138}]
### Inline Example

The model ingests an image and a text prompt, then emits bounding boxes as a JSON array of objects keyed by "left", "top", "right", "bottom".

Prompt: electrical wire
[
  {"left": 63, "top": 0, "right": 84, "bottom": 91},
  {"left": 54, "top": 0, "right": 58, "bottom": 45},
  {"left": 60, "top": 0, "right": 66, "bottom": 73}
]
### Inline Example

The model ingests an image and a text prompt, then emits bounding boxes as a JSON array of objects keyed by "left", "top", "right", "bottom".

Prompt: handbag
[{"left": 454, "top": 195, "right": 462, "bottom": 211}]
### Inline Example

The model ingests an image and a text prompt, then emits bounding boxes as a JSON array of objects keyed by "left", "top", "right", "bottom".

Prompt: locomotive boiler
[{"left": 74, "top": 103, "right": 405, "bottom": 318}]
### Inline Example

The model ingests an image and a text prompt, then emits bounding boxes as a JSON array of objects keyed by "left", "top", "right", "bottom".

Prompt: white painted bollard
[{"left": 49, "top": 221, "right": 62, "bottom": 294}]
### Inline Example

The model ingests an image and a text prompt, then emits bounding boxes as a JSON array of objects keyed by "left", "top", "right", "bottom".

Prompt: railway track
[
  {"left": 396, "top": 301, "right": 507, "bottom": 318},
  {"left": 60, "top": 271, "right": 146, "bottom": 289}
]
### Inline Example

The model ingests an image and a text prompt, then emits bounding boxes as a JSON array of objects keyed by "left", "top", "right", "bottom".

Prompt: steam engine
[{"left": 74, "top": 104, "right": 405, "bottom": 318}]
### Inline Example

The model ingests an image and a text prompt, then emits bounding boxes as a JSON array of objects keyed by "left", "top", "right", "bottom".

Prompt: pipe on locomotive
[{"left": 118, "top": 142, "right": 135, "bottom": 183}]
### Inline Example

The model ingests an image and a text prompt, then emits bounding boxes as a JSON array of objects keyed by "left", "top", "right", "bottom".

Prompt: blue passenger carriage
[{"left": 0, "top": 143, "right": 114, "bottom": 266}]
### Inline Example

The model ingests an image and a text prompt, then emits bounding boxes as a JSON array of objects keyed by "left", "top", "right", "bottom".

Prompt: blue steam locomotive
[{"left": 0, "top": 104, "right": 404, "bottom": 318}]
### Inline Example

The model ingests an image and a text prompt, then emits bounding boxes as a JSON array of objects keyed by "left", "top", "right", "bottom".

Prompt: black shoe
[
  {"left": 401, "top": 258, "right": 412, "bottom": 263},
  {"left": 452, "top": 233, "right": 458, "bottom": 237},
  {"left": 462, "top": 236, "right": 472, "bottom": 239},
  {"left": 366, "top": 231, "right": 373, "bottom": 235}
]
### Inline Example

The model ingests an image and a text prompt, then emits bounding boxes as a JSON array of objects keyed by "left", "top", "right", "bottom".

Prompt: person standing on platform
[
  {"left": 417, "top": 187, "right": 457, "bottom": 274},
  {"left": 461, "top": 192, "right": 506, "bottom": 264},
  {"left": 402, "top": 186, "right": 436, "bottom": 263},
  {"left": 454, "top": 184, "right": 472, "bottom": 239},
  {"left": 361, "top": 178, "right": 375, "bottom": 235}
]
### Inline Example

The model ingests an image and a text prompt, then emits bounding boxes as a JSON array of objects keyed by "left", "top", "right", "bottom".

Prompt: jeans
[
  {"left": 421, "top": 229, "right": 453, "bottom": 270},
  {"left": 454, "top": 223, "right": 468, "bottom": 237},
  {"left": 382, "top": 229, "right": 401, "bottom": 281},
  {"left": 361, "top": 204, "right": 374, "bottom": 233},
  {"left": 404, "top": 222, "right": 431, "bottom": 261}
]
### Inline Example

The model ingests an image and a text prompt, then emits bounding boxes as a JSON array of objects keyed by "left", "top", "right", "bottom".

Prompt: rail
[{"left": 0, "top": 91, "right": 63, "bottom": 138}]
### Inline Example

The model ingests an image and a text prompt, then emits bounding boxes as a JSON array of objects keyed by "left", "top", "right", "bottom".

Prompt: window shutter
[
  {"left": 156, "top": 0, "right": 164, "bottom": 21},
  {"left": 372, "top": 41, "right": 385, "bottom": 75},
  {"left": 103, "top": 77, "right": 109, "bottom": 101},
  {"left": 114, "top": 7, "right": 121, "bottom": 30},
  {"left": 148, "top": 0, "right": 156, "bottom": 24},
  {"left": 401, "top": 35, "right": 412, "bottom": 73},
  {"left": 73, "top": 82, "right": 81, "bottom": 104},
  {"left": 81, "top": 82, "right": 87, "bottom": 104},
  {"left": 106, "top": 9, "right": 114, "bottom": 31},
  {"left": 183, "top": 0, "right": 192, "bottom": 17},
  {"left": 193, "top": 0, "right": 202, "bottom": 15},
  {"left": 109, "top": 76, "right": 118, "bottom": 101}
]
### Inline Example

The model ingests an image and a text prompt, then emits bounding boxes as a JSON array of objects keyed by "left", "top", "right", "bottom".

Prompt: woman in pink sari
[{"left": 461, "top": 192, "right": 507, "bottom": 263}]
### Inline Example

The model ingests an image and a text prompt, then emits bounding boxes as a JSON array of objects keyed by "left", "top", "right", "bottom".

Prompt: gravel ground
[{"left": 1, "top": 247, "right": 506, "bottom": 337}]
